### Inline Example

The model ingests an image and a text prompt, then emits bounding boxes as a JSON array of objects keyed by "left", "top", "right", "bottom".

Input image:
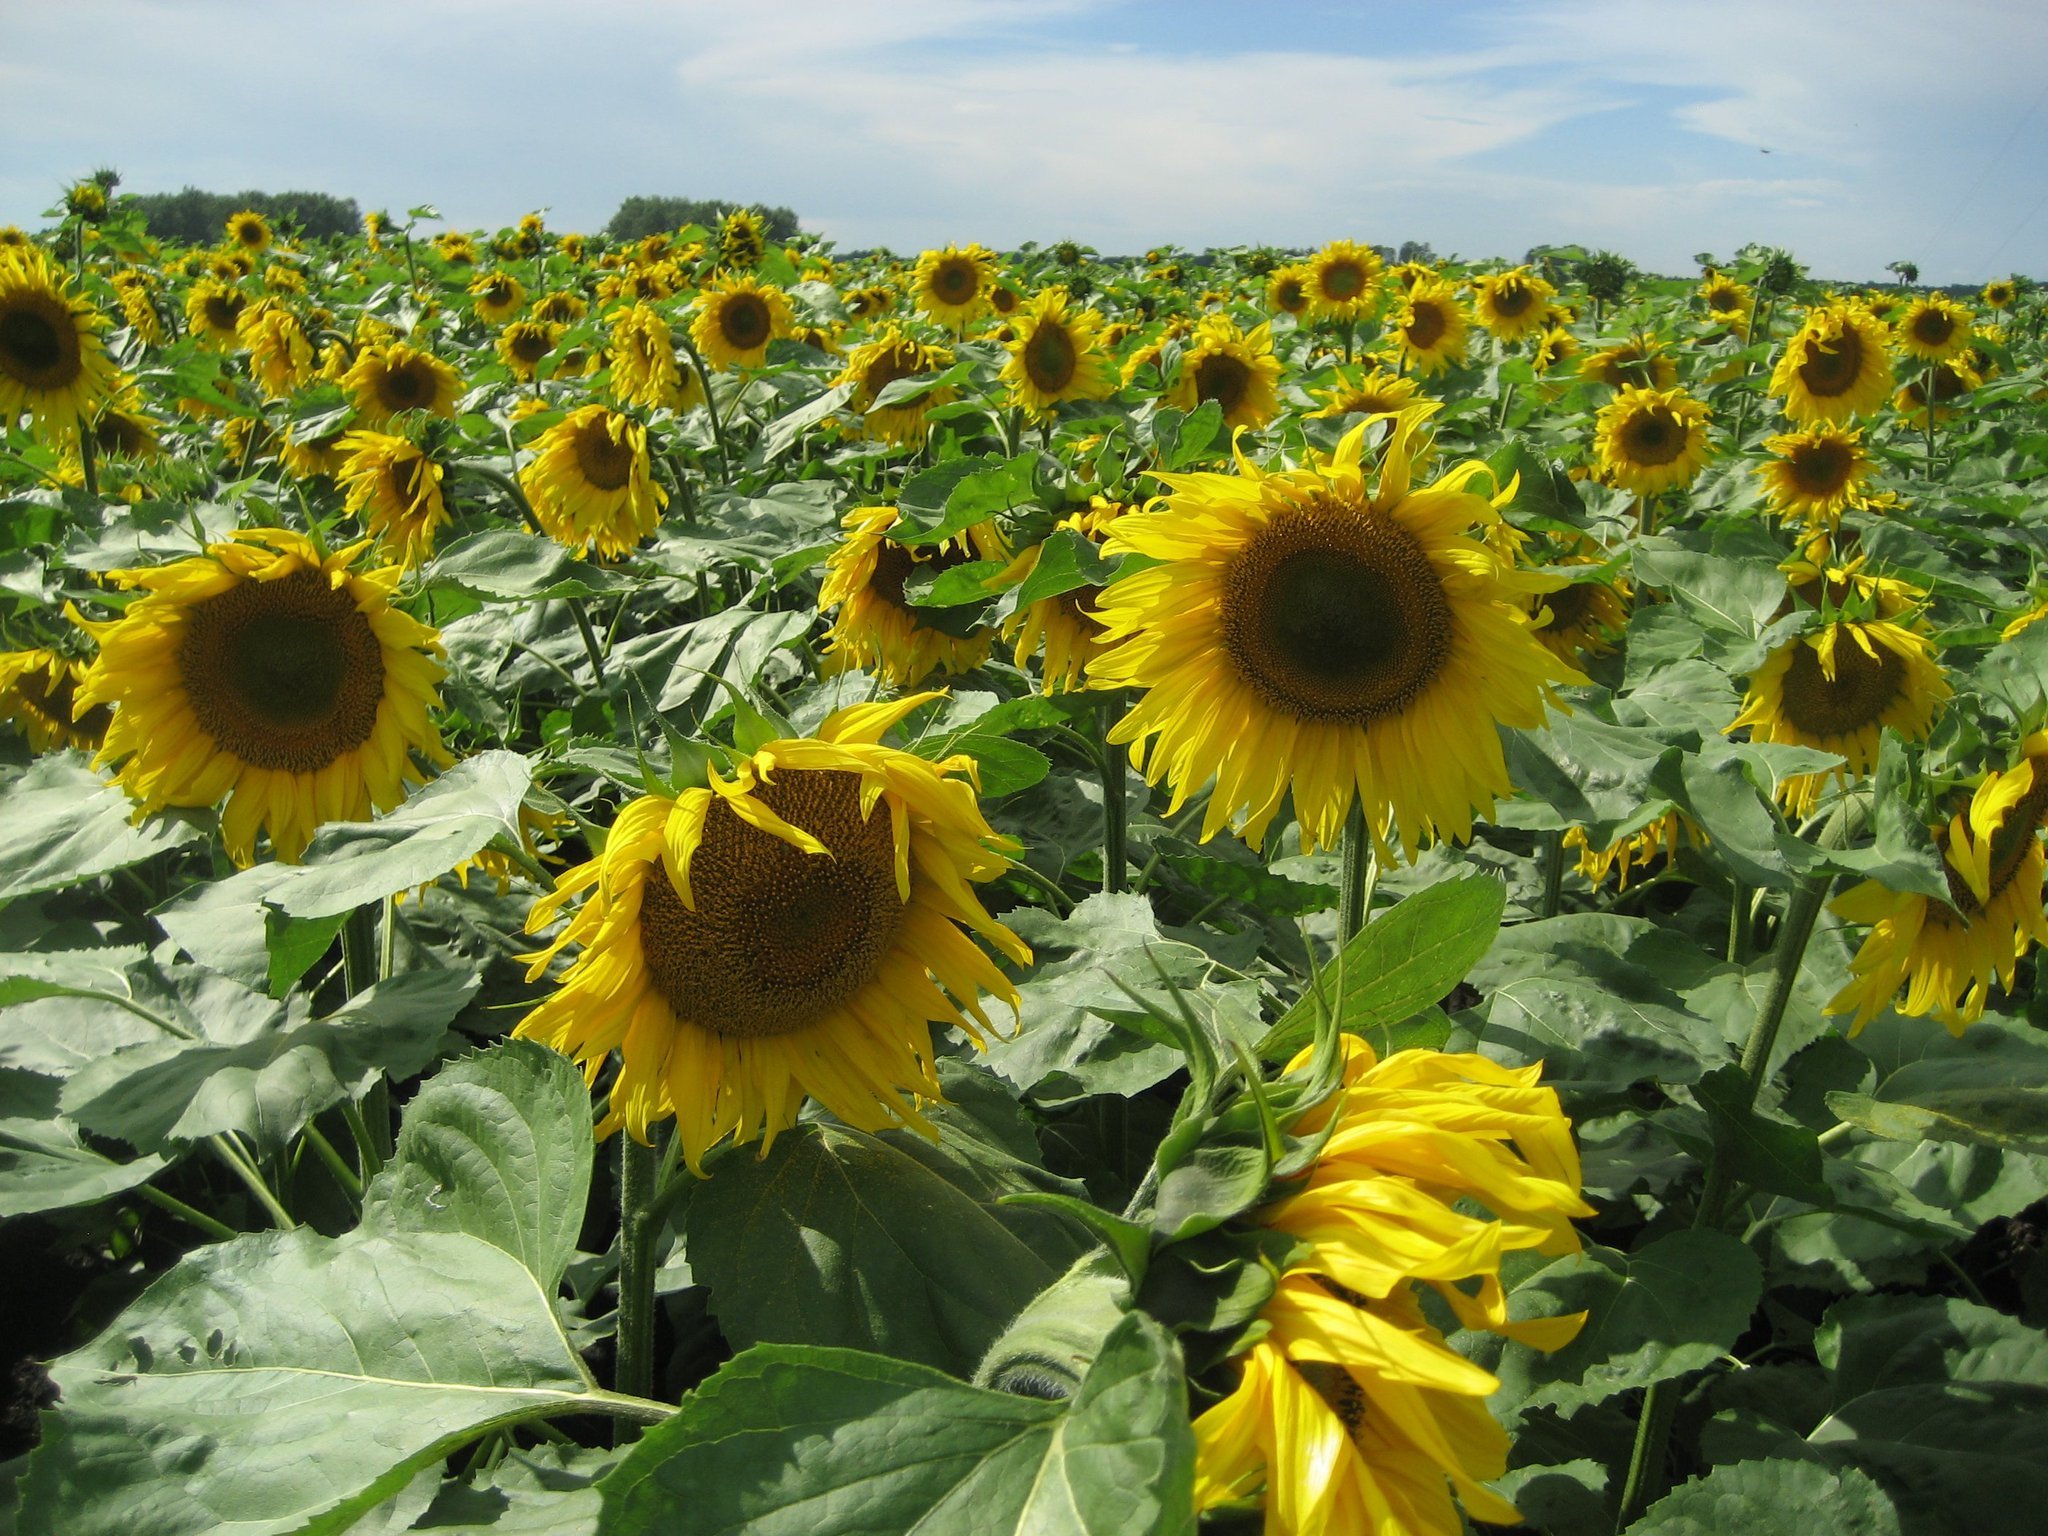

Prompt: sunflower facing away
[
  {"left": 0, "top": 648, "right": 110, "bottom": 752},
  {"left": 514, "top": 691, "right": 1031, "bottom": 1168},
  {"left": 1304, "top": 239, "right": 1384, "bottom": 323},
  {"left": 1529, "top": 561, "right": 1630, "bottom": 664},
  {"left": 835, "top": 326, "right": 955, "bottom": 445},
  {"left": 1089, "top": 404, "right": 1582, "bottom": 858},
  {"left": 608, "top": 303, "right": 696, "bottom": 411},
  {"left": 519, "top": 404, "right": 667, "bottom": 558},
  {"left": 1728, "top": 619, "right": 1950, "bottom": 815},
  {"left": 1592, "top": 385, "right": 1713, "bottom": 497},
  {"left": 717, "top": 206, "right": 767, "bottom": 269},
  {"left": 1769, "top": 303, "right": 1895, "bottom": 424},
  {"left": 235, "top": 299, "right": 317, "bottom": 400},
  {"left": 343, "top": 341, "right": 463, "bottom": 425},
  {"left": 912, "top": 243, "right": 1000, "bottom": 330},
  {"left": 338, "top": 431, "right": 451, "bottom": 565},
  {"left": 0, "top": 245, "right": 118, "bottom": 444},
  {"left": 1166, "top": 318, "right": 1283, "bottom": 432},
  {"left": 1470, "top": 266, "right": 1555, "bottom": 343},
  {"left": 1194, "top": 1036, "right": 1590, "bottom": 1536},
  {"left": 71, "top": 529, "right": 449, "bottom": 866},
  {"left": 690, "top": 273, "right": 794, "bottom": 371},
  {"left": 819, "top": 506, "right": 1009, "bottom": 686},
  {"left": 1566, "top": 811, "right": 1696, "bottom": 892},
  {"left": 1893, "top": 294, "right": 1973, "bottom": 363},
  {"left": 1758, "top": 422, "right": 1875, "bottom": 530},
  {"left": 1388, "top": 278, "right": 1468, "bottom": 375},
  {"left": 999, "top": 287, "right": 1118, "bottom": 415},
  {"left": 1830, "top": 732, "right": 2048, "bottom": 1035}
]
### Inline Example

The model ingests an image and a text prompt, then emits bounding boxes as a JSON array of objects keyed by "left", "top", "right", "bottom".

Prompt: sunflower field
[{"left": 2, "top": 186, "right": 2046, "bottom": 1536}]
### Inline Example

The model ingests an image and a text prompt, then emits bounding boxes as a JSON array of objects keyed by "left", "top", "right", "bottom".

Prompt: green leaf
[
  {"left": 1691, "top": 1063, "right": 1828, "bottom": 1201},
  {"left": 1152, "top": 400, "right": 1224, "bottom": 470},
  {"left": 597, "top": 1313, "right": 1194, "bottom": 1536},
  {"left": 1502, "top": 710, "right": 1682, "bottom": 834},
  {"left": 1158, "top": 841, "right": 1336, "bottom": 919},
  {"left": 1013, "top": 528, "right": 1117, "bottom": 607},
  {"left": 684, "top": 1121, "right": 1064, "bottom": 1377},
  {"left": 1259, "top": 872, "right": 1505, "bottom": 1060},
  {"left": 0, "top": 754, "right": 207, "bottom": 901},
  {"left": 263, "top": 907, "right": 347, "bottom": 998},
  {"left": 893, "top": 454, "right": 1043, "bottom": 546},
  {"left": 427, "top": 529, "right": 632, "bottom": 601},
  {"left": 941, "top": 733, "right": 1051, "bottom": 797},
  {"left": 1825, "top": 1087, "right": 2048, "bottom": 1155},
  {"left": 1632, "top": 546, "right": 1787, "bottom": 638},
  {"left": 362, "top": 1041, "right": 595, "bottom": 1291},
  {"left": 15, "top": 1229, "right": 649, "bottom": 1536},
  {"left": 903, "top": 557, "right": 1011, "bottom": 607},
  {"left": 1625, "top": 1460, "right": 1900, "bottom": 1536},
  {"left": 758, "top": 380, "right": 856, "bottom": 461},
  {"left": 400, "top": 1446, "right": 612, "bottom": 1535},
  {"left": 1479, "top": 1230, "right": 1764, "bottom": 1421},
  {"left": 1817, "top": 731, "right": 1949, "bottom": 902},
  {"left": 0, "top": 1116, "right": 168, "bottom": 1218}
]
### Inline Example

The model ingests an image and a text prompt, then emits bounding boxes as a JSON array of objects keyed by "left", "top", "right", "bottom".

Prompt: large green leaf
[
  {"left": 1625, "top": 1459, "right": 1901, "bottom": 1536},
  {"left": 427, "top": 528, "right": 633, "bottom": 602},
  {"left": 362, "top": 1040, "right": 594, "bottom": 1291},
  {"left": 14, "top": 1228, "right": 655, "bottom": 1536},
  {"left": 684, "top": 1120, "right": 1063, "bottom": 1378},
  {"left": 597, "top": 1313, "right": 1194, "bottom": 1536},
  {"left": 0, "top": 1115, "right": 167, "bottom": 1218},
  {"left": 1826, "top": 1085, "right": 2048, "bottom": 1155},
  {"left": 0, "top": 754, "right": 206, "bottom": 901},
  {"left": 1258, "top": 871, "right": 1504, "bottom": 1060}
]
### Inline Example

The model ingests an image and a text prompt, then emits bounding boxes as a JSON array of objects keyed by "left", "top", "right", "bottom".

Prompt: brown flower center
[
  {"left": 930, "top": 259, "right": 980, "bottom": 306},
  {"left": 1909, "top": 308, "right": 1955, "bottom": 348},
  {"left": 1789, "top": 438, "right": 1854, "bottom": 497},
  {"left": 1620, "top": 406, "right": 1687, "bottom": 466},
  {"left": 1404, "top": 301, "right": 1447, "bottom": 351},
  {"left": 571, "top": 415, "right": 637, "bottom": 491},
  {"left": 0, "top": 295, "right": 78, "bottom": 389},
  {"left": 1024, "top": 322, "right": 1077, "bottom": 394},
  {"left": 1490, "top": 280, "right": 1534, "bottom": 318},
  {"left": 1798, "top": 329, "right": 1865, "bottom": 398},
  {"left": 1321, "top": 259, "right": 1368, "bottom": 302},
  {"left": 1193, "top": 350, "right": 1250, "bottom": 414},
  {"left": 717, "top": 293, "right": 771, "bottom": 352},
  {"left": 1776, "top": 630, "right": 1903, "bottom": 739}
]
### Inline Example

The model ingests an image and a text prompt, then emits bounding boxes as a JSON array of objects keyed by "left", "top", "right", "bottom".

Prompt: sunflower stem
[
  {"left": 341, "top": 903, "right": 396, "bottom": 1174},
  {"left": 1096, "top": 699, "right": 1127, "bottom": 894},
  {"left": 1921, "top": 363, "right": 1939, "bottom": 481},
  {"left": 1727, "top": 875, "right": 1748, "bottom": 963},
  {"left": 210, "top": 1133, "right": 294, "bottom": 1230},
  {"left": 301, "top": 1120, "right": 364, "bottom": 1201},
  {"left": 1337, "top": 799, "right": 1376, "bottom": 942},
  {"left": 674, "top": 333, "right": 733, "bottom": 485},
  {"left": 614, "top": 1133, "right": 663, "bottom": 1434},
  {"left": 134, "top": 1181, "right": 239, "bottom": 1242},
  {"left": 75, "top": 413, "right": 99, "bottom": 500}
]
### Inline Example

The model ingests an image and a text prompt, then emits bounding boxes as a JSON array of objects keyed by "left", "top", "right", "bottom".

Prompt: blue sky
[{"left": 3, "top": 0, "right": 2043, "bottom": 282}]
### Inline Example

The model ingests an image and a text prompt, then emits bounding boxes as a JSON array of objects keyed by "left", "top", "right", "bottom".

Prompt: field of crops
[{"left": 1, "top": 186, "right": 2045, "bottom": 1536}]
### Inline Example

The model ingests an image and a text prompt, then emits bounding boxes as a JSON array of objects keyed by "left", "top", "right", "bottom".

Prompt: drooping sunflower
[
  {"left": 1470, "top": 266, "right": 1555, "bottom": 343},
  {"left": 1829, "top": 733, "right": 2048, "bottom": 1035},
  {"left": 1528, "top": 563, "right": 1630, "bottom": 664},
  {"left": 519, "top": 404, "right": 667, "bottom": 558},
  {"left": 0, "top": 648, "right": 111, "bottom": 752},
  {"left": 531, "top": 290, "right": 589, "bottom": 326},
  {"left": 1982, "top": 278, "right": 2016, "bottom": 311},
  {"left": 717, "top": 207, "right": 767, "bottom": 269},
  {"left": 1728, "top": 620, "right": 1950, "bottom": 815},
  {"left": 71, "top": 529, "right": 449, "bottom": 866},
  {"left": 819, "top": 507, "right": 1009, "bottom": 686},
  {"left": 1266, "top": 264, "right": 1312, "bottom": 319},
  {"left": 343, "top": 341, "right": 463, "bottom": 425},
  {"left": 497, "top": 318, "right": 562, "bottom": 383},
  {"left": 1758, "top": 422, "right": 1875, "bottom": 529},
  {"left": 911, "top": 243, "right": 1000, "bottom": 329},
  {"left": 1893, "top": 294, "right": 1973, "bottom": 363},
  {"left": 999, "top": 287, "right": 1118, "bottom": 415},
  {"left": 234, "top": 299, "right": 316, "bottom": 399},
  {"left": 1090, "top": 404, "right": 1582, "bottom": 857},
  {"left": 607, "top": 302, "right": 695, "bottom": 410},
  {"left": 689, "top": 273, "right": 794, "bottom": 370},
  {"left": 224, "top": 209, "right": 273, "bottom": 253},
  {"left": 1579, "top": 339, "right": 1679, "bottom": 391},
  {"left": 1699, "top": 272, "right": 1754, "bottom": 330},
  {"left": 844, "top": 283, "right": 895, "bottom": 321},
  {"left": 1893, "top": 357, "right": 1979, "bottom": 428},
  {"left": 1166, "top": 318, "right": 1282, "bottom": 432},
  {"left": 835, "top": 326, "right": 954, "bottom": 445},
  {"left": 278, "top": 423, "right": 349, "bottom": 480},
  {"left": 1592, "top": 385, "right": 1713, "bottom": 496},
  {"left": 183, "top": 277, "right": 247, "bottom": 350},
  {"left": 1781, "top": 549, "right": 1921, "bottom": 623},
  {"left": 1305, "top": 239, "right": 1384, "bottom": 322},
  {"left": 1769, "top": 303, "right": 1895, "bottom": 424},
  {"left": 514, "top": 691, "right": 1031, "bottom": 1168},
  {"left": 1002, "top": 498, "right": 1122, "bottom": 694},
  {"left": 1388, "top": 278, "right": 1468, "bottom": 375},
  {"left": 337, "top": 431, "right": 451, "bottom": 566},
  {"left": 111, "top": 270, "right": 165, "bottom": 346},
  {"left": 1565, "top": 811, "right": 1696, "bottom": 892},
  {"left": 0, "top": 245, "right": 118, "bottom": 444},
  {"left": 1313, "top": 366, "right": 1420, "bottom": 421},
  {"left": 468, "top": 269, "right": 527, "bottom": 325},
  {"left": 1194, "top": 1036, "right": 1590, "bottom": 1536}
]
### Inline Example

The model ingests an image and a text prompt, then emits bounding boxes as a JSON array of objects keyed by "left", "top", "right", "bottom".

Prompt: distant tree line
[
  {"left": 124, "top": 187, "right": 363, "bottom": 244},
  {"left": 606, "top": 196, "right": 799, "bottom": 242}
]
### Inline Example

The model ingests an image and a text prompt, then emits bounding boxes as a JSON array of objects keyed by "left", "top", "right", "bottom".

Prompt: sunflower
[
  {"left": 1305, "top": 239, "right": 1384, "bottom": 322},
  {"left": 717, "top": 207, "right": 767, "bottom": 269},
  {"left": 1893, "top": 294, "right": 1973, "bottom": 363},
  {"left": 497, "top": 319, "right": 562, "bottom": 382},
  {"left": 1769, "top": 304, "right": 1895, "bottom": 424},
  {"left": 1983, "top": 278, "right": 2016, "bottom": 311},
  {"left": 111, "top": 271, "right": 165, "bottom": 346},
  {"left": 433, "top": 232, "right": 477, "bottom": 265},
  {"left": 71, "top": 529, "right": 449, "bottom": 866},
  {"left": 0, "top": 245, "right": 118, "bottom": 444},
  {"left": 1758, "top": 423, "right": 1874, "bottom": 530},
  {"left": 1002, "top": 499, "right": 1122, "bottom": 694},
  {"left": 1592, "top": 386, "right": 1713, "bottom": 496},
  {"left": 515, "top": 691, "right": 1030, "bottom": 1166},
  {"left": 1829, "top": 733, "right": 2048, "bottom": 1035},
  {"left": 844, "top": 283, "right": 895, "bottom": 321},
  {"left": 1728, "top": 620, "right": 1950, "bottom": 815},
  {"left": 912, "top": 243, "right": 1000, "bottom": 329},
  {"left": 834, "top": 326, "right": 954, "bottom": 445},
  {"left": 1388, "top": 278, "right": 1468, "bottom": 375},
  {"left": 468, "top": 270, "right": 527, "bottom": 325},
  {"left": 1194, "top": 1036, "right": 1589, "bottom": 1536},
  {"left": 1266, "top": 264, "right": 1312, "bottom": 319},
  {"left": 1579, "top": 339, "right": 1678, "bottom": 391},
  {"left": 819, "top": 507, "right": 1009, "bottom": 686},
  {"left": 1313, "top": 366, "right": 1420, "bottom": 421},
  {"left": 689, "top": 274, "right": 794, "bottom": 371},
  {"left": 1565, "top": 811, "right": 1695, "bottom": 891},
  {"left": 235, "top": 299, "right": 317, "bottom": 399},
  {"left": 1166, "top": 318, "right": 1282, "bottom": 432},
  {"left": 0, "top": 648, "right": 111, "bottom": 752},
  {"left": 1529, "top": 563, "right": 1630, "bottom": 663},
  {"left": 1893, "top": 357, "right": 1978, "bottom": 428},
  {"left": 1533, "top": 326, "right": 1581, "bottom": 374},
  {"left": 183, "top": 278, "right": 246, "bottom": 351},
  {"left": 262, "top": 263, "right": 307, "bottom": 295},
  {"left": 999, "top": 288, "right": 1118, "bottom": 415},
  {"left": 278, "top": 423, "right": 349, "bottom": 480},
  {"left": 1470, "top": 266, "right": 1555, "bottom": 342},
  {"left": 1699, "top": 272, "right": 1754, "bottom": 330},
  {"left": 211, "top": 249, "right": 256, "bottom": 281},
  {"left": 608, "top": 302, "right": 694, "bottom": 410},
  {"left": 343, "top": 341, "right": 463, "bottom": 425},
  {"left": 1090, "top": 404, "right": 1581, "bottom": 858},
  {"left": 80, "top": 392, "right": 163, "bottom": 466},
  {"left": 519, "top": 404, "right": 667, "bottom": 558},
  {"left": 531, "top": 290, "right": 589, "bottom": 326},
  {"left": 337, "top": 431, "right": 451, "bottom": 565},
  {"left": 224, "top": 210, "right": 273, "bottom": 253}
]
